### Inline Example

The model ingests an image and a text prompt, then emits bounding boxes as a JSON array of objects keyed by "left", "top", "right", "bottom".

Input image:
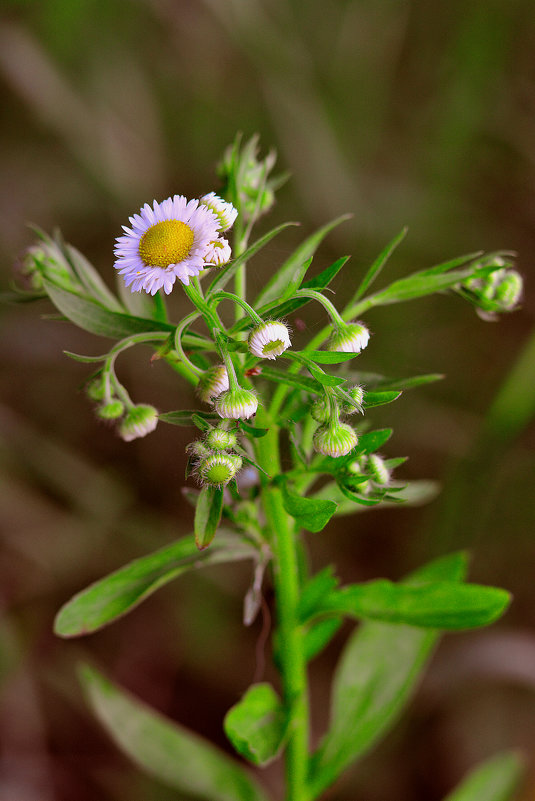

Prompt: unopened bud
[
  {"left": 197, "top": 365, "right": 230, "bottom": 404},
  {"left": 340, "top": 385, "right": 365, "bottom": 414},
  {"left": 97, "top": 400, "right": 124, "bottom": 419},
  {"left": 205, "top": 428, "right": 238, "bottom": 451},
  {"left": 329, "top": 322, "right": 370, "bottom": 354},
  {"left": 215, "top": 387, "right": 258, "bottom": 420},
  {"left": 310, "top": 397, "right": 330, "bottom": 423},
  {"left": 200, "top": 192, "right": 238, "bottom": 232},
  {"left": 248, "top": 321, "right": 291, "bottom": 360},
  {"left": 368, "top": 454, "right": 390, "bottom": 485},
  {"left": 199, "top": 453, "right": 241, "bottom": 486},
  {"left": 313, "top": 422, "right": 358, "bottom": 458},
  {"left": 495, "top": 270, "right": 523, "bottom": 310},
  {"left": 86, "top": 377, "right": 107, "bottom": 402},
  {"left": 119, "top": 404, "right": 158, "bottom": 441}
]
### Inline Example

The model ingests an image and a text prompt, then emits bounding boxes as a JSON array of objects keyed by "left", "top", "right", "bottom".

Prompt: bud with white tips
[
  {"left": 215, "top": 387, "right": 258, "bottom": 420},
  {"left": 340, "top": 385, "right": 365, "bottom": 414},
  {"left": 248, "top": 321, "right": 291, "bottom": 360},
  {"left": 119, "top": 404, "right": 158, "bottom": 441},
  {"left": 368, "top": 454, "right": 390, "bottom": 486},
  {"left": 200, "top": 192, "right": 238, "bottom": 232},
  {"left": 197, "top": 365, "right": 230, "bottom": 404},
  {"left": 329, "top": 322, "right": 370, "bottom": 354},
  {"left": 203, "top": 237, "right": 232, "bottom": 267},
  {"left": 198, "top": 453, "right": 242, "bottom": 487},
  {"left": 310, "top": 396, "right": 331, "bottom": 423},
  {"left": 205, "top": 428, "right": 238, "bottom": 451},
  {"left": 313, "top": 422, "right": 358, "bottom": 457},
  {"left": 187, "top": 440, "right": 211, "bottom": 460},
  {"left": 495, "top": 270, "right": 523, "bottom": 310}
]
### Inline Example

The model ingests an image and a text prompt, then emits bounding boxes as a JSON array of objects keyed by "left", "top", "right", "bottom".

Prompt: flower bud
[
  {"left": 310, "top": 396, "right": 330, "bottom": 423},
  {"left": 198, "top": 453, "right": 241, "bottom": 486},
  {"left": 329, "top": 322, "right": 370, "bottom": 354},
  {"left": 197, "top": 365, "right": 230, "bottom": 404},
  {"left": 86, "top": 377, "right": 107, "bottom": 402},
  {"left": 205, "top": 428, "right": 238, "bottom": 451},
  {"left": 340, "top": 385, "right": 365, "bottom": 414},
  {"left": 187, "top": 440, "right": 211, "bottom": 460},
  {"left": 248, "top": 321, "right": 291, "bottom": 360},
  {"left": 368, "top": 454, "right": 390, "bottom": 485},
  {"left": 203, "top": 237, "right": 232, "bottom": 267},
  {"left": 215, "top": 388, "right": 258, "bottom": 420},
  {"left": 313, "top": 422, "right": 358, "bottom": 457},
  {"left": 494, "top": 270, "right": 523, "bottom": 310},
  {"left": 119, "top": 404, "right": 158, "bottom": 441},
  {"left": 97, "top": 400, "right": 125, "bottom": 419},
  {"left": 200, "top": 192, "right": 238, "bottom": 232}
]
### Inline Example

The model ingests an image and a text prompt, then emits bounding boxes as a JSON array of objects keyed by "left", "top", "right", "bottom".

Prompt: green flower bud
[
  {"left": 119, "top": 404, "right": 158, "bottom": 441},
  {"left": 187, "top": 440, "right": 211, "bottom": 460},
  {"left": 205, "top": 428, "right": 238, "bottom": 451},
  {"left": 198, "top": 453, "right": 241, "bottom": 487},
  {"left": 86, "top": 377, "right": 106, "bottom": 402},
  {"left": 494, "top": 270, "right": 523, "bottom": 310},
  {"left": 329, "top": 322, "right": 370, "bottom": 354},
  {"left": 97, "top": 400, "right": 125, "bottom": 419},
  {"left": 215, "top": 388, "right": 258, "bottom": 420},
  {"left": 197, "top": 365, "right": 229, "bottom": 404},
  {"left": 340, "top": 385, "right": 365, "bottom": 414},
  {"left": 313, "top": 422, "right": 358, "bottom": 458},
  {"left": 310, "top": 397, "right": 331, "bottom": 423},
  {"left": 248, "top": 321, "right": 291, "bottom": 360},
  {"left": 368, "top": 454, "right": 390, "bottom": 486}
]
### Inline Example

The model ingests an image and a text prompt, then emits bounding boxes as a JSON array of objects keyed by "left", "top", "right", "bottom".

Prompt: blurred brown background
[{"left": 1, "top": 1, "right": 535, "bottom": 800}]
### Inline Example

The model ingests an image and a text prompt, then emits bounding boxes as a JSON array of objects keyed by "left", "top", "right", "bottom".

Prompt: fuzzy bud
[
  {"left": 119, "top": 404, "right": 158, "bottom": 441},
  {"left": 494, "top": 270, "right": 523, "bottom": 310},
  {"left": 205, "top": 428, "right": 238, "bottom": 451},
  {"left": 313, "top": 422, "right": 358, "bottom": 457},
  {"left": 86, "top": 377, "right": 107, "bottom": 402},
  {"left": 187, "top": 440, "right": 211, "bottom": 460},
  {"left": 248, "top": 321, "right": 291, "bottom": 360},
  {"left": 215, "top": 388, "right": 258, "bottom": 420},
  {"left": 340, "top": 385, "right": 365, "bottom": 414},
  {"left": 200, "top": 192, "right": 238, "bottom": 232},
  {"left": 97, "top": 400, "right": 125, "bottom": 419},
  {"left": 198, "top": 453, "right": 241, "bottom": 486},
  {"left": 329, "top": 322, "right": 370, "bottom": 354},
  {"left": 368, "top": 454, "right": 390, "bottom": 486},
  {"left": 197, "top": 365, "right": 230, "bottom": 404},
  {"left": 310, "top": 397, "right": 331, "bottom": 423}
]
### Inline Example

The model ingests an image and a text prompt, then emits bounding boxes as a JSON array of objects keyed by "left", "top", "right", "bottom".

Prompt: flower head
[
  {"left": 248, "top": 321, "right": 291, "bottom": 360},
  {"left": 119, "top": 404, "right": 158, "bottom": 441},
  {"left": 205, "top": 428, "right": 238, "bottom": 451},
  {"left": 313, "top": 422, "right": 358, "bottom": 458},
  {"left": 200, "top": 192, "right": 238, "bottom": 232},
  {"left": 203, "top": 237, "right": 232, "bottom": 267},
  {"left": 329, "top": 322, "right": 370, "bottom": 354},
  {"left": 197, "top": 365, "right": 230, "bottom": 404},
  {"left": 215, "top": 388, "right": 258, "bottom": 420},
  {"left": 114, "top": 195, "right": 220, "bottom": 295},
  {"left": 198, "top": 453, "right": 242, "bottom": 487}
]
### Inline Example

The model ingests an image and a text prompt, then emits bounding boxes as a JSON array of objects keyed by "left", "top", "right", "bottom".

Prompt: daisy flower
[{"left": 114, "top": 195, "right": 221, "bottom": 295}]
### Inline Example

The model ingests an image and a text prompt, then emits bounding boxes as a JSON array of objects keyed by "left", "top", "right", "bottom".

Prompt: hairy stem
[{"left": 255, "top": 406, "right": 310, "bottom": 801}]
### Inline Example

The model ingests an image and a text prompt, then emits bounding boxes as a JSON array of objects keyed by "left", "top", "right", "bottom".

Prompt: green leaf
[
  {"left": 304, "top": 618, "right": 344, "bottom": 662},
  {"left": 308, "top": 552, "right": 467, "bottom": 798},
  {"left": 350, "top": 227, "right": 408, "bottom": 304},
  {"left": 281, "top": 483, "right": 337, "bottom": 533},
  {"left": 54, "top": 533, "right": 257, "bottom": 637},
  {"left": 297, "top": 566, "right": 339, "bottom": 620},
  {"left": 357, "top": 428, "right": 393, "bottom": 454},
  {"left": 419, "top": 251, "right": 483, "bottom": 277},
  {"left": 254, "top": 214, "right": 351, "bottom": 308},
  {"left": 207, "top": 222, "right": 297, "bottom": 296},
  {"left": 195, "top": 486, "right": 224, "bottom": 549},
  {"left": 43, "top": 279, "right": 174, "bottom": 339},
  {"left": 362, "top": 390, "right": 402, "bottom": 408},
  {"left": 223, "top": 684, "right": 287, "bottom": 767},
  {"left": 364, "top": 265, "right": 478, "bottom": 307},
  {"left": 80, "top": 665, "right": 269, "bottom": 801},
  {"left": 303, "top": 255, "right": 350, "bottom": 292},
  {"left": 375, "top": 373, "right": 444, "bottom": 392},
  {"left": 316, "top": 580, "right": 511, "bottom": 630},
  {"left": 61, "top": 243, "right": 124, "bottom": 312},
  {"left": 298, "top": 351, "right": 357, "bottom": 365},
  {"left": 238, "top": 420, "right": 269, "bottom": 438},
  {"left": 191, "top": 413, "right": 214, "bottom": 432},
  {"left": 443, "top": 750, "right": 524, "bottom": 801},
  {"left": 159, "top": 410, "right": 220, "bottom": 427},
  {"left": 259, "top": 366, "right": 320, "bottom": 395}
]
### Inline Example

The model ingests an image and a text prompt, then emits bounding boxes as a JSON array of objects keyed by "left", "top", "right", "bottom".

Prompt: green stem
[
  {"left": 211, "top": 290, "right": 263, "bottom": 326},
  {"left": 254, "top": 406, "right": 310, "bottom": 801},
  {"left": 153, "top": 290, "right": 168, "bottom": 323}
]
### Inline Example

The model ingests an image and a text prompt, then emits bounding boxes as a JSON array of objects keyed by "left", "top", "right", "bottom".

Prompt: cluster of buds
[
  {"left": 217, "top": 134, "right": 280, "bottom": 220},
  {"left": 311, "top": 385, "right": 365, "bottom": 458},
  {"left": 89, "top": 376, "right": 158, "bottom": 442},
  {"left": 347, "top": 453, "right": 392, "bottom": 494},
  {"left": 188, "top": 426, "right": 243, "bottom": 487},
  {"left": 459, "top": 263, "right": 523, "bottom": 318}
]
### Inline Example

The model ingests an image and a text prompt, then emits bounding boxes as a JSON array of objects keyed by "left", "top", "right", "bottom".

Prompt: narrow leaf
[
  {"left": 54, "top": 533, "right": 257, "bottom": 637},
  {"left": 238, "top": 420, "right": 269, "bottom": 438},
  {"left": 298, "top": 351, "right": 357, "bottom": 365},
  {"left": 281, "top": 483, "right": 337, "bottom": 533},
  {"left": 375, "top": 373, "right": 444, "bottom": 392},
  {"left": 195, "top": 486, "right": 224, "bottom": 549},
  {"left": 350, "top": 227, "right": 408, "bottom": 303},
  {"left": 309, "top": 553, "right": 468, "bottom": 798},
  {"left": 62, "top": 243, "right": 124, "bottom": 312},
  {"left": 363, "top": 390, "right": 402, "bottom": 408},
  {"left": 317, "top": 580, "right": 511, "bottom": 630},
  {"left": 364, "top": 266, "right": 477, "bottom": 307},
  {"left": 159, "top": 410, "right": 220, "bottom": 427},
  {"left": 254, "top": 214, "right": 351, "bottom": 308},
  {"left": 80, "top": 666, "right": 269, "bottom": 801},
  {"left": 443, "top": 750, "right": 524, "bottom": 801},
  {"left": 224, "top": 684, "right": 286, "bottom": 767},
  {"left": 357, "top": 428, "right": 393, "bottom": 454},
  {"left": 304, "top": 618, "right": 344, "bottom": 662},
  {"left": 43, "top": 279, "right": 174, "bottom": 339},
  {"left": 259, "top": 366, "right": 321, "bottom": 394}
]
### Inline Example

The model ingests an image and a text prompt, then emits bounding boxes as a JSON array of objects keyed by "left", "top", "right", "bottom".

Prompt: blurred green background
[{"left": 1, "top": 1, "right": 534, "bottom": 799}]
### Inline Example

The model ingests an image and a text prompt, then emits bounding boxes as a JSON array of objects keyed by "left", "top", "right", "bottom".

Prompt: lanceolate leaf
[
  {"left": 313, "top": 579, "right": 511, "bottom": 630},
  {"left": 350, "top": 226, "right": 408, "bottom": 304},
  {"left": 281, "top": 483, "right": 337, "bottom": 533},
  {"left": 224, "top": 684, "right": 287, "bottom": 767},
  {"left": 54, "top": 533, "right": 257, "bottom": 637},
  {"left": 363, "top": 390, "right": 402, "bottom": 408},
  {"left": 195, "top": 486, "right": 224, "bottom": 549},
  {"left": 159, "top": 410, "right": 220, "bottom": 427},
  {"left": 43, "top": 279, "right": 175, "bottom": 339},
  {"left": 357, "top": 428, "right": 393, "bottom": 454},
  {"left": 260, "top": 366, "right": 320, "bottom": 394},
  {"left": 254, "top": 214, "right": 351, "bottom": 308},
  {"left": 80, "top": 666, "right": 269, "bottom": 801},
  {"left": 62, "top": 243, "right": 124, "bottom": 312},
  {"left": 442, "top": 750, "right": 525, "bottom": 801},
  {"left": 308, "top": 552, "right": 468, "bottom": 798}
]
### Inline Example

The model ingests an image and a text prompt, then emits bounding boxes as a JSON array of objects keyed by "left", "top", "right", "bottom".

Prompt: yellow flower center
[{"left": 138, "top": 220, "right": 194, "bottom": 268}]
